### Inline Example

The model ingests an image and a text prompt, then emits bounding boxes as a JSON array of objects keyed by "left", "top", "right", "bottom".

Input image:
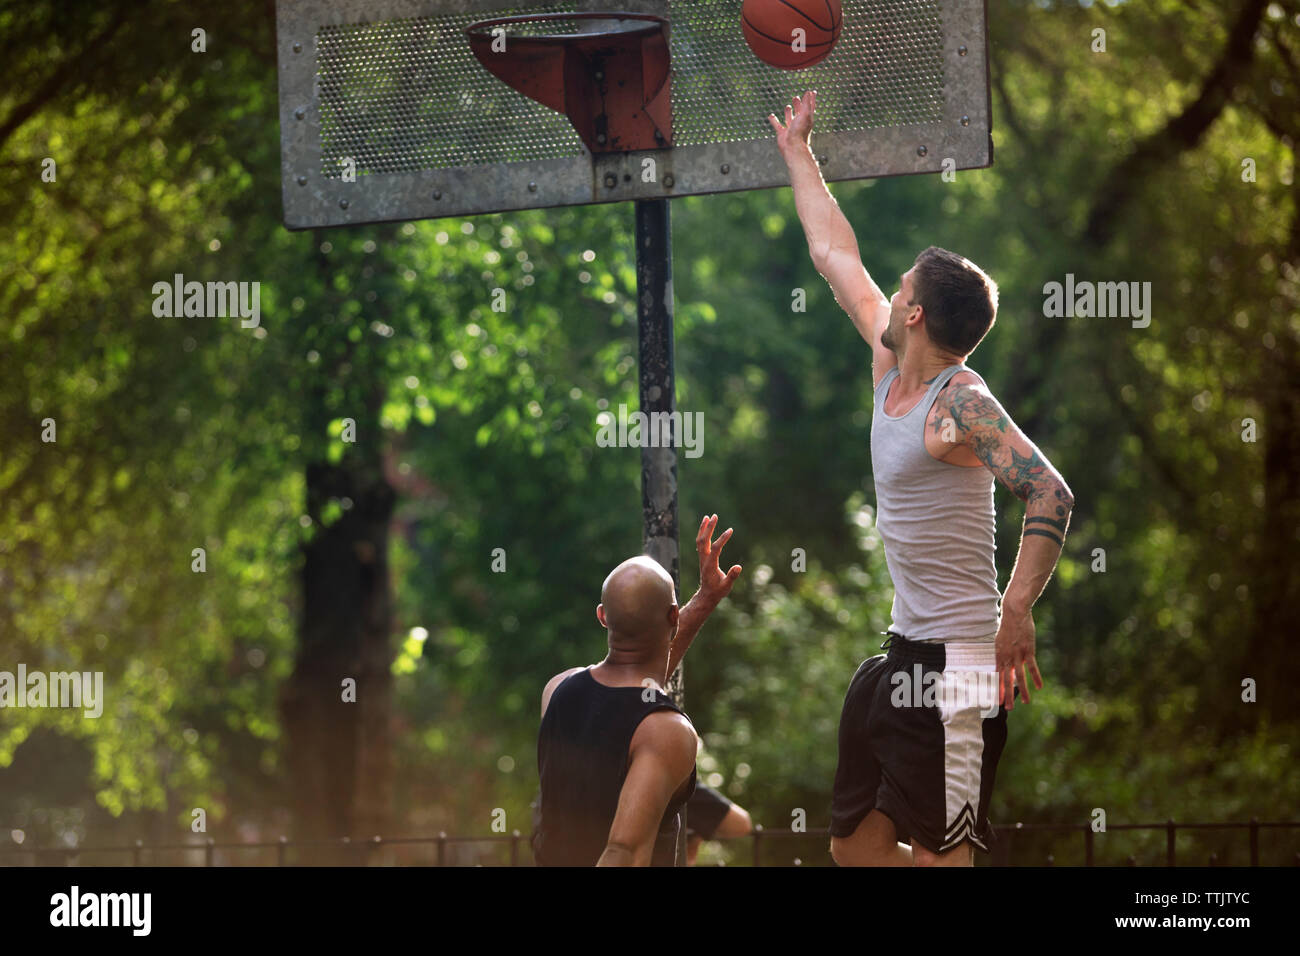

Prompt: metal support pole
[{"left": 635, "top": 197, "right": 682, "bottom": 863}]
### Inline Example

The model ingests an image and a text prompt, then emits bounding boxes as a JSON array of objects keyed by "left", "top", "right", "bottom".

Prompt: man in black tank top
[{"left": 533, "top": 515, "right": 742, "bottom": 866}]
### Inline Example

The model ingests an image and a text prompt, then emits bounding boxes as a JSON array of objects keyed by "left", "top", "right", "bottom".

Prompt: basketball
[{"left": 742, "top": 0, "right": 842, "bottom": 70}]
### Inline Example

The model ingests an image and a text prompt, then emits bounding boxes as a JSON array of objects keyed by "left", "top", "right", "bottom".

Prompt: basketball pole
[{"left": 634, "top": 197, "right": 686, "bottom": 865}]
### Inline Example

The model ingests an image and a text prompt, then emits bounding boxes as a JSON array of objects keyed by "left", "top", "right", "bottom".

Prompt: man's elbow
[
  {"left": 807, "top": 242, "right": 828, "bottom": 271},
  {"left": 1055, "top": 480, "right": 1076, "bottom": 512}
]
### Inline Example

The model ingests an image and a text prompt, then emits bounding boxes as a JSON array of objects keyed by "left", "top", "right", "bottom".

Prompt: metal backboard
[{"left": 276, "top": 0, "right": 991, "bottom": 228}]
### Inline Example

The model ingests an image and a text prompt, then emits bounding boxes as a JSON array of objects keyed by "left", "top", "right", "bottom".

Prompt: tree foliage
[{"left": 0, "top": 0, "right": 1296, "bottom": 862}]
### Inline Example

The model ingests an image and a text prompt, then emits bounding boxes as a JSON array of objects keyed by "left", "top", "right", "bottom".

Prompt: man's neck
[
  {"left": 593, "top": 649, "right": 670, "bottom": 689},
  {"left": 897, "top": 346, "right": 964, "bottom": 392}
]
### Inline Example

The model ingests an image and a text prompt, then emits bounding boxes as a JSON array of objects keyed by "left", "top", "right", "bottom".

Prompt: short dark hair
[{"left": 909, "top": 246, "right": 998, "bottom": 356}]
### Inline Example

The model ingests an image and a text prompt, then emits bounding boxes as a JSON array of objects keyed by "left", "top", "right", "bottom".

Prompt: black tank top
[{"left": 533, "top": 668, "right": 696, "bottom": 866}]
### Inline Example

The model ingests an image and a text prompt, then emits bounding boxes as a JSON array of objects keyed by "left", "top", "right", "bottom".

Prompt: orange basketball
[{"left": 742, "top": 0, "right": 842, "bottom": 70}]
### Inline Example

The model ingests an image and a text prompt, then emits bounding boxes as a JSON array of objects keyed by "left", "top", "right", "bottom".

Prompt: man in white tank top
[{"left": 771, "top": 92, "right": 1076, "bottom": 866}]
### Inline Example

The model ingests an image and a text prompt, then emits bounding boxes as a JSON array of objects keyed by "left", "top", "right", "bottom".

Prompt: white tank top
[{"left": 870, "top": 364, "right": 1001, "bottom": 642}]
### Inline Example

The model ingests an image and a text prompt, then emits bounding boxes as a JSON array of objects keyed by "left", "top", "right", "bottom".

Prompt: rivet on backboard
[
  {"left": 597, "top": 133, "right": 607, "bottom": 145},
  {"left": 721, "top": 163, "right": 730, "bottom": 174},
  {"left": 604, "top": 173, "right": 617, "bottom": 188},
  {"left": 292, "top": 41, "right": 302, "bottom": 54},
  {"left": 595, "top": 70, "right": 604, "bottom": 81},
  {"left": 296, "top": 175, "right": 307, "bottom": 186},
  {"left": 917, "top": 145, "right": 928, "bottom": 157},
  {"left": 433, "top": 190, "right": 442, "bottom": 201},
  {"left": 339, "top": 198, "right": 349, "bottom": 210},
  {"left": 960, "top": 115, "right": 970, "bottom": 127},
  {"left": 294, "top": 107, "right": 305, "bottom": 121},
  {"left": 958, "top": 45, "right": 968, "bottom": 55},
  {"left": 663, "top": 174, "right": 675, "bottom": 188},
  {"left": 528, "top": 182, "right": 538, "bottom": 192},
  {"left": 818, "top": 155, "right": 828, "bottom": 166}
]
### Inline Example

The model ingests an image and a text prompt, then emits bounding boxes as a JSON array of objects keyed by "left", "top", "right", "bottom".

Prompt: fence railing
[{"left": 3, "top": 819, "right": 1297, "bottom": 866}]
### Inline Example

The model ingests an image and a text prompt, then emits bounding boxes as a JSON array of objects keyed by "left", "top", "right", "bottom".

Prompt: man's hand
[
  {"left": 768, "top": 89, "right": 817, "bottom": 157},
  {"left": 665, "top": 515, "right": 742, "bottom": 678},
  {"left": 994, "top": 605, "right": 1043, "bottom": 711},
  {"left": 696, "top": 513, "right": 742, "bottom": 603}
]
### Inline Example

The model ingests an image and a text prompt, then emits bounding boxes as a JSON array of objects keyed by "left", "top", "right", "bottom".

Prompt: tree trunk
[{"left": 280, "top": 460, "right": 396, "bottom": 863}]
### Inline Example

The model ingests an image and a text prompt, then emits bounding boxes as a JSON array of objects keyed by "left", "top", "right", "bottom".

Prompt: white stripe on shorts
[{"left": 937, "top": 640, "right": 1000, "bottom": 851}]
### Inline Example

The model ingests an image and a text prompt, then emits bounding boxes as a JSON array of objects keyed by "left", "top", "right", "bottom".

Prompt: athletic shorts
[
  {"left": 685, "top": 783, "right": 733, "bottom": 839},
  {"left": 829, "top": 633, "right": 1011, "bottom": 855}
]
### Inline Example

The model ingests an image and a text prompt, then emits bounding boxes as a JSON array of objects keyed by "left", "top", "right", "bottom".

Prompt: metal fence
[{"left": 3, "top": 820, "right": 1298, "bottom": 866}]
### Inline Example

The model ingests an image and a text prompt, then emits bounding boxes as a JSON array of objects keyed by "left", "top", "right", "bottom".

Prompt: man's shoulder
[
  {"left": 631, "top": 708, "right": 697, "bottom": 759},
  {"left": 544, "top": 666, "right": 586, "bottom": 694},
  {"left": 539, "top": 666, "right": 587, "bottom": 719},
  {"left": 943, "top": 367, "right": 991, "bottom": 395},
  {"left": 627, "top": 710, "right": 698, "bottom": 800},
  {"left": 935, "top": 368, "right": 1002, "bottom": 418}
]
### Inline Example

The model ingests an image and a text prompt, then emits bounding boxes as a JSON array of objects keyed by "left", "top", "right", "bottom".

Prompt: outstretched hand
[
  {"left": 696, "top": 514, "right": 742, "bottom": 602},
  {"left": 768, "top": 90, "right": 817, "bottom": 156}
]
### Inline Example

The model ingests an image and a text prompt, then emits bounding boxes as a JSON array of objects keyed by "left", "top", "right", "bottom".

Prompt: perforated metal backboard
[{"left": 276, "top": 0, "right": 990, "bottom": 228}]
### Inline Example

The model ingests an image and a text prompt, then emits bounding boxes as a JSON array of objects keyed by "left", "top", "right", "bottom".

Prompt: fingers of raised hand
[
  {"left": 717, "top": 565, "right": 742, "bottom": 595},
  {"left": 698, "top": 515, "right": 718, "bottom": 558}
]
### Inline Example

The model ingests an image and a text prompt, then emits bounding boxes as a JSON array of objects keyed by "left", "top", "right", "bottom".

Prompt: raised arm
[
  {"left": 596, "top": 711, "right": 697, "bottom": 866},
  {"left": 666, "top": 514, "right": 742, "bottom": 679},
  {"left": 938, "top": 380, "right": 1076, "bottom": 710},
  {"left": 770, "top": 90, "right": 895, "bottom": 385}
]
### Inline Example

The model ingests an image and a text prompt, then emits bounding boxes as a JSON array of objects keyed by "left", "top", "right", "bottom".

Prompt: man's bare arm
[
  {"left": 944, "top": 382, "right": 1075, "bottom": 606},
  {"left": 785, "top": 142, "right": 886, "bottom": 330},
  {"left": 770, "top": 92, "right": 894, "bottom": 382},
  {"left": 668, "top": 593, "right": 714, "bottom": 679},
  {"left": 596, "top": 712, "right": 697, "bottom": 866},
  {"left": 665, "top": 514, "right": 742, "bottom": 679},
  {"left": 941, "top": 381, "right": 1075, "bottom": 708}
]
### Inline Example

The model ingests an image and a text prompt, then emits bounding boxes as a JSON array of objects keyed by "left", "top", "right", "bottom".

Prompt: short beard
[{"left": 881, "top": 324, "right": 899, "bottom": 354}]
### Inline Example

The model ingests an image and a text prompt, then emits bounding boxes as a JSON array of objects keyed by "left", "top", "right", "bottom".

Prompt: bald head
[{"left": 599, "top": 556, "right": 677, "bottom": 646}]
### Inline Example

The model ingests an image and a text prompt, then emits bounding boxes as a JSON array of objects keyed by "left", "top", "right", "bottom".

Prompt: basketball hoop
[{"left": 466, "top": 12, "right": 673, "bottom": 154}]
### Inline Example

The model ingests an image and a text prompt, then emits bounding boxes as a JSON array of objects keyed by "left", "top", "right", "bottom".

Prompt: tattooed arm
[{"left": 941, "top": 381, "right": 1076, "bottom": 710}]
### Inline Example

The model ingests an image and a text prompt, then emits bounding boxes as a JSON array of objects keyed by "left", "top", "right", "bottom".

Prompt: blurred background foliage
[{"left": 0, "top": 0, "right": 1297, "bottom": 864}]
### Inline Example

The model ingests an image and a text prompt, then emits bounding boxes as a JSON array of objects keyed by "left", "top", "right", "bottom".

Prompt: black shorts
[
  {"left": 685, "top": 783, "right": 733, "bottom": 839},
  {"left": 829, "top": 633, "right": 1010, "bottom": 855}
]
